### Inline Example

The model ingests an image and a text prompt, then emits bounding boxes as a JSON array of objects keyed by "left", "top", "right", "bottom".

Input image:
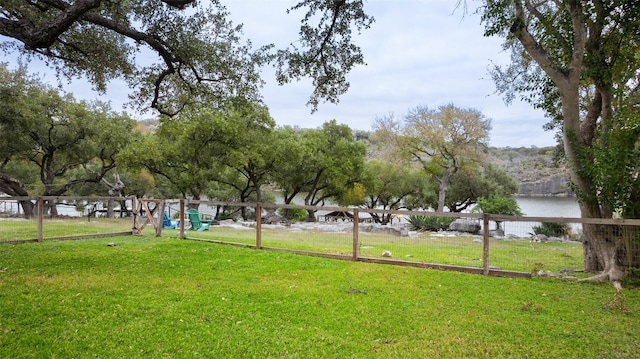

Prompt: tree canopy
[
  {"left": 0, "top": 64, "right": 136, "bottom": 216},
  {"left": 0, "top": 0, "right": 373, "bottom": 115},
  {"left": 374, "top": 104, "right": 492, "bottom": 212}
]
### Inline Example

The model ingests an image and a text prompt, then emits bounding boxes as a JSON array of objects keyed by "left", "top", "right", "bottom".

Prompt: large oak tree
[
  {"left": 375, "top": 104, "right": 492, "bottom": 212},
  {"left": 480, "top": 0, "right": 640, "bottom": 286},
  {"left": 0, "top": 65, "right": 136, "bottom": 216}
]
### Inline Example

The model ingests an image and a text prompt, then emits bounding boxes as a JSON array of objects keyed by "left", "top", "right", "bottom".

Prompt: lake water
[{"left": 515, "top": 196, "right": 580, "bottom": 218}]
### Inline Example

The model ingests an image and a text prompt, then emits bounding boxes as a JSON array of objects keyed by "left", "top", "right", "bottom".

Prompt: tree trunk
[
  {"left": 44, "top": 200, "right": 58, "bottom": 217},
  {"left": 436, "top": 164, "right": 454, "bottom": 212},
  {"left": 580, "top": 222, "right": 628, "bottom": 287},
  {"left": 19, "top": 200, "right": 35, "bottom": 219},
  {"left": 503, "top": 0, "right": 636, "bottom": 286},
  {"left": 107, "top": 199, "right": 114, "bottom": 218}
]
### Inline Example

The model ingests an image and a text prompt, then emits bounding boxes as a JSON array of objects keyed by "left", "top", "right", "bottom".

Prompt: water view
[{"left": 515, "top": 196, "right": 580, "bottom": 218}]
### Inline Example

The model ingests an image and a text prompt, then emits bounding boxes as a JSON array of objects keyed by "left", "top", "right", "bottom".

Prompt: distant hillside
[{"left": 487, "top": 146, "right": 573, "bottom": 196}]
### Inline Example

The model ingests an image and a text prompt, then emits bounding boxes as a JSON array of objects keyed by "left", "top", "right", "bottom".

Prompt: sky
[
  {"left": 221, "top": 0, "right": 557, "bottom": 148},
  {"left": 1, "top": 0, "right": 557, "bottom": 148}
]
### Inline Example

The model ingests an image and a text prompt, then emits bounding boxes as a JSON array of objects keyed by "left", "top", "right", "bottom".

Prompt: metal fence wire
[
  {"left": 2, "top": 197, "right": 640, "bottom": 279},
  {"left": 0, "top": 196, "right": 135, "bottom": 243}
]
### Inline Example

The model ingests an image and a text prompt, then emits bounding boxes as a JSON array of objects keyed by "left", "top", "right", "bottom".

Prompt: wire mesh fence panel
[
  {"left": 0, "top": 217, "right": 38, "bottom": 242},
  {"left": 488, "top": 219, "right": 583, "bottom": 273},
  {"left": 0, "top": 198, "right": 38, "bottom": 241},
  {"left": 261, "top": 224, "right": 354, "bottom": 257},
  {"left": 1, "top": 197, "right": 134, "bottom": 242},
  {"left": 259, "top": 204, "right": 354, "bottom": 256},
  {"left": 581, "top": 221, "right": 640, "bottom": 276},
  {"left": 181, "top": 201, "right": 258, "bottom": 245},
  {"left": 43, "top": 217, "right": 133, "bottom": 239},
  {"left": 619, "top": 224, "right": 640, "bottom": 274},
  {"left": 183, "top": 223, "right": 257, "bottom": 245},
  {"left": 356, "top": 213, "right": 485, "bottom": 268}
]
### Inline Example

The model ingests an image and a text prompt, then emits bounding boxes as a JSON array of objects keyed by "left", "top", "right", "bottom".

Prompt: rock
[
  {"left": 261, "top": 214, "right": 291, "bottom": 226},
  {"left": 518, "top": 175, "right": 573, "bottom": 196},
  {"left": 448, "top": 219, "right": 481, "bottom": 234},
  {"left": 359, "top": 224, "right": 409, "bottom": 237},
  {"left": 489, "top": 228, "right": 505, "bottom": 237},
  {"left": 532, "top": 234, "right": 548, "bottom": 242}
]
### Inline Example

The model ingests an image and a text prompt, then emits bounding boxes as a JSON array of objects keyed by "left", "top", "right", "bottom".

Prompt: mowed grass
[
  {"left": 183, "top": 226, "right": 584, "bottom": 273},
  {"left": 3, "top": 218, "right": 584, "bottom": 273},
  {"left": 1, "top": 235, "right": 638, "bottom": 358},
  {"left": 0, "top": 217, "right": 132, "bottom": 241}
]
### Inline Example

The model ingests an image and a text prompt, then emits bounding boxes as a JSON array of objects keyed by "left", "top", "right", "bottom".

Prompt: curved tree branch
[{"left": 0, "top": 0, "right": 101, "bottom": 49}]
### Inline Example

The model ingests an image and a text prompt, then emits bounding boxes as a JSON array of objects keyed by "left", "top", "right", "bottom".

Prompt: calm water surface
[{"left": 515, "top": 196, "right": 580, "bottom": 218}]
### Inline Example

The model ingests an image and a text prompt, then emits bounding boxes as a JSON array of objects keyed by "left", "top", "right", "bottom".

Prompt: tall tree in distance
[
  {"left": 396, "top": 104, "right": 491, "bottom": 212},
  {"left": 292, "top": 120, "right": 366, "bottom": 221},
  {"left": 444, "top": 163, "right": 518, "bottom": 213},
  {"left": 360, "top": 160, "right": 434, "bottom": 224},
  {"left": 480, "top": 0, "right": 640, "bottom": 286},
  {"left": 0, "top": 65, "right": 136, "bottom": 216}
]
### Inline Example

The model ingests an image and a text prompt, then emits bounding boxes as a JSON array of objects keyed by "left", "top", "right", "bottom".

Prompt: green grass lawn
[
  {"left": 2, "top": 218, "right": 585, "bottom": 273},
  {"left": 0, "top": 235, "right": 638, "bottom": 358},
  {"left": 182, "top": 226, "right": 584, "bottom": 274},
  {"left": 0, "top": 217, "right": 132, "bottom": 241}
]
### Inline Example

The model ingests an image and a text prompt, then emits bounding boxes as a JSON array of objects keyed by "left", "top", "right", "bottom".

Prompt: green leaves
[
  {"left": 473, "top": 194, "right": 523, "bottom": 217},
  {"left": 0, "top": 65, "right": 136, "bottom": 197},
  {"left": 1, "top": 1, "right": 265, "bottom": 116},
  {"left": 276, "top": 0, "right": 374, "bottom": 110}
]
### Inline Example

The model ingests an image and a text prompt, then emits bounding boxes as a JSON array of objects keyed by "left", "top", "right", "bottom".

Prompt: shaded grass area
[{"left": 0, "top": 235, "right": 638, "bottom": 358}]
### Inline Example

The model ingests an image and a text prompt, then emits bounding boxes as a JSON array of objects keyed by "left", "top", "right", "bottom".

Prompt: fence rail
[{"left": 2, "top": 197, "right": 640, "bottom": 279}]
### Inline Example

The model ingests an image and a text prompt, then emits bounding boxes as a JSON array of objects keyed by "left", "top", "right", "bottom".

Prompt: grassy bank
[{"left": 0, "top": 235, "right": 637, "bottom": 358}]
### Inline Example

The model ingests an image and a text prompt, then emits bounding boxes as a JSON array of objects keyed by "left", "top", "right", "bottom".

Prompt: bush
[
  {"left": 408, "top": 215, "right": 455, "bottom": 232},
  {"left": 277, "top": 207, "right": 307, "bottom": 222},
  {"left": 532, "top": 222, "right": 570, "bottom": 237},
  {"left": 217, "top": 212, "right": 238, "bottom": 221},
  {"left": 473, "top": 195, "right": 523, "bottom": 216}
]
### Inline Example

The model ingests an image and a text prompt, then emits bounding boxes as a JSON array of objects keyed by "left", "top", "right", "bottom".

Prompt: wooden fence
[{"left": 2, "top": 197, "right": 640, "bottom": 280}]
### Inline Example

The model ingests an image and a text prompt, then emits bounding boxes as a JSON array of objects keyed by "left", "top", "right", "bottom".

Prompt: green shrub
[
  {"left": 277, "top": 207, "right": 307, "bottom": 222},
  {"left": 473, "top": 195, "right": 523, "bottom": 216},
  {"left": 532, "top": 222, "right": 570, "bottom": 237},
  {"left": 408, "top": 215, "right": 455, "bottom": 231}
]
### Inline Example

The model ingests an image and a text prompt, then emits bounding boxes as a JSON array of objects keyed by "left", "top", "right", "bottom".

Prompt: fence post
[
  {"left": 256, "top": 202, "right": 262, "bottom": 249},
  {"left": 37, "top": 197, "right": 44, "bottom": 242},
  {"left": 130, "top": 197, "right": 137, "bottom": 233},
  {"left": 352, "top": 208, "right": 359, "bottom": 261},
  {"left": 131, "top": 196, "right": 140, "bottom": 235},
  {"left": 179, "top": 199, "right": 185, "bottom": 239},
  {"left": 483, "top": 214, "right": 490, "bottom": 275},
  {"left": 156, "top": 201, "right": 165, "bottom": 237}
]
